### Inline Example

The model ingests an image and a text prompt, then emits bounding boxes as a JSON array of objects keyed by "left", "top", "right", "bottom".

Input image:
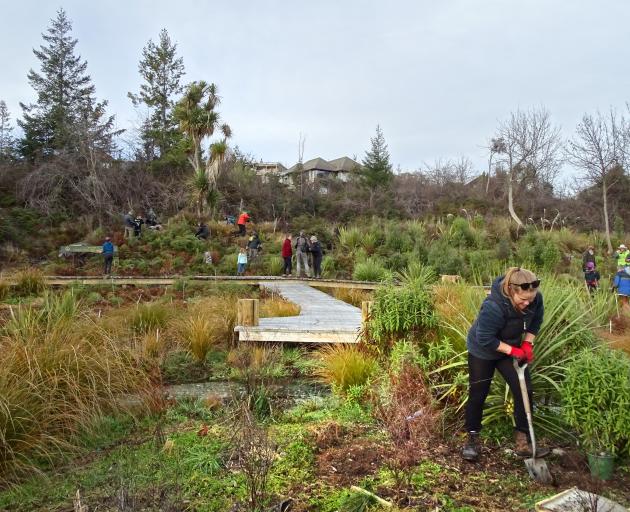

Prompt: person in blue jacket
[
  {"left": 612, "top": 255, "right": 630, "bottom": 309},
  {"left": 462, "top": 267, "right": 549, "bottom": 462},
  {"left": 102, "top": 237, "right": 114, "bottom": 275}
]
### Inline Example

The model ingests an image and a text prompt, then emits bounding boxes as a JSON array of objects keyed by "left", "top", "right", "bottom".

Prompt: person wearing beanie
[
  {"left": 582, "top": 245, "right": 596, "bottom": 271},
  {"left": 102, "top": 237, "right": 115, "bottom": 275},
  {"left": 583, "top": 261, "right": 600, "bottom": 294},
  {"left": 462, "top": 267, "right": 549, "bottom": 462},
  {"left": 309, "top": 235, "right": 323, "bottom": 279}
]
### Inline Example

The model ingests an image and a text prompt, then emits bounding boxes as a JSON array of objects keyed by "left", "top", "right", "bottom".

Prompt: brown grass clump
[
  {"left": 314, "top": 344, "right": 377, "bottom": 393},
  {"left": 0, "top": 294, "right": 149, "bottom": 481},
  {"left": 0, "top": 279, "right": 9, "bottom": 301},
  {"left": 332, "top": 287, "right": 373, "bottom": 307},
  {"left": 180, "top": 313, "right": 217, "bottom": 362},
  {"left": 433, "top": 283, "right": 485, "bottom": 350},
  {"left": 173, "top": 296, "right": 239, "bottom": 361},
  {"left": 259, "top": 296, "right": 300, "bottom": 317},
  {"left": 13, "top": 268, "right": 47, "bottom": 296}
]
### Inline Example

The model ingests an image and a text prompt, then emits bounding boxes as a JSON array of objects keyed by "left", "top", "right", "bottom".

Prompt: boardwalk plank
[{"left": 235, "top": 283, "right": 362, "bottom": 344}]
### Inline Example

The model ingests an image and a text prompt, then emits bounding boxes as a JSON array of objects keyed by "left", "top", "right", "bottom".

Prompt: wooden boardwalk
[
  {"left": 9, "top": 275, "right": 381, "bottom": 290},
  {"left": 235, "top": 282, "right": 362, "bottom": 344}
]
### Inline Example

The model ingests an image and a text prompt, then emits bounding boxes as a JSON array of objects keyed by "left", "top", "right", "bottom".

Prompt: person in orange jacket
[{"left": 237, "top": 211, "right": 250, "bottom": 236}]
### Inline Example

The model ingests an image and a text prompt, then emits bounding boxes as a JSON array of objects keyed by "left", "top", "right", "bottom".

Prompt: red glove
[
  {"left": 521, "top": 341, "right": 534, "bottom": 363},
  {"left": 509, "top": 346, "right": 526, "bottom": 361}
]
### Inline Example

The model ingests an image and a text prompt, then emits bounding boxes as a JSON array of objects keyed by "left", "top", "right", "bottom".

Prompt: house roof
[
  {"left": 302, "top": 157, "right": 335, "bottom": 171},
  {"left": 328, "top": 156, "right": 360, "bottom": 172},
  {"left": 254, "top": 162, "right": 287, "bottom": 172},
  {"left": 285, "top": 156, "right": 359, "bottom": 175}
]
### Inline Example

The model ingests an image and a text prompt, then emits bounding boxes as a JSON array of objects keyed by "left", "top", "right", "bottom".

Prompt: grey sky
[{"left": 2, "top": 0, "right": 630, "bottom": 174}]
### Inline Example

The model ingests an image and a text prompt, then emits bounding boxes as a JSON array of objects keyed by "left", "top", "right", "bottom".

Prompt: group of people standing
[
  {"left": 281, "top": 231, "right": 324, "bottom": 278},
  {"left": 123, "top": 209, "right": 160, "bottom": 239},
  {"left": 582, "top": 243, "right": 630, "bottom": 307}
]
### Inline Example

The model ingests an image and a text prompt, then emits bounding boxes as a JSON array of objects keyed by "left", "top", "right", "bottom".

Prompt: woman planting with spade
[{"left": 462, "top": 267, "right": 550, "bottom": 462}]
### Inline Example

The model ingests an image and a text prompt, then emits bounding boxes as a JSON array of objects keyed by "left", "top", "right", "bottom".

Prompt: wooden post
[
  {"left": 237, "top": 299, "right": 259, "bottom": 326},
  {"left": 361, "top": 300, "right": 373, "bottom": 325}
]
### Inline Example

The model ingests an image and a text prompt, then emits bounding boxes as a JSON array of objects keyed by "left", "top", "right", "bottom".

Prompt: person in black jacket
[
  {"left": 462, "top": 267, "right": 550, "bottom": 462},
  {"left": 195, "top": 222, "right": 210, "bottom": 240},
  {"left": 309, "top": 235, "right": 323, "bottom": 278}
]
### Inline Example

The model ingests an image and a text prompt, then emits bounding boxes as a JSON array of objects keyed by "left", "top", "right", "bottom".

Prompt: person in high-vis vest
[{"left": 613, "top": 244, "right": 629, "bottom": 271}]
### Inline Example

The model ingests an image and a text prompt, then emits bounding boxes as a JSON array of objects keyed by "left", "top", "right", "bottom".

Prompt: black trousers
[
  {"left": 464, "top": 353, "right": 532, "bottom": 435},
  {"left": 238, "top": 223, "right": 246, "bottom": 235},
  {"left": 313, "top": 255, "right": 322, "bottom": 277},
  {"left": 283, "top": 256, "right": 292, "bottom": 275},
  {"left": 103, "top": 254, "right": 113, "bottom": 274}
]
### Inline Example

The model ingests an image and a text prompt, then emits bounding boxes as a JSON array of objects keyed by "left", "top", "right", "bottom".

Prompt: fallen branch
[{"left": 350, "top": 485, "right": 393, "bottom": 508}]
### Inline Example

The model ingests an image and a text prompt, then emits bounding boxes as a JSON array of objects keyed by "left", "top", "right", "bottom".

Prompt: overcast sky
[{"left": 2, "top": 0, "right": 630, "bottom": 174}]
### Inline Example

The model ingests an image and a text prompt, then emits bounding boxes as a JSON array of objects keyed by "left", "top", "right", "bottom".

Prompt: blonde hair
[{"left": 501, "top": 267, "right": 538, "bottom": 305}]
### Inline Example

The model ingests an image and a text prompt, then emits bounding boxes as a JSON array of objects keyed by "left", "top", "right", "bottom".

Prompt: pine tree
[
  {"left": 18, "top": 9, "right": 100, "bottom": 159},
  {"left": 0, "top": 100, "right": 15, "bottom": 161},
  {"left": 128, "top": 28, "right": 185, "bottom": 161},
  {"left": 361, "top": 125, "right": 393, "bottom": 207}
]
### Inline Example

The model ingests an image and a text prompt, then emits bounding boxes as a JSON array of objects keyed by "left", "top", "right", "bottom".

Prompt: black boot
[{"left": 462, "top": 431, "right": 480, "bottom": 462}]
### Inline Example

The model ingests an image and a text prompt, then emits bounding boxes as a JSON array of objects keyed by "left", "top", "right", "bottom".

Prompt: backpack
[{"left": 296, "top": 236, "right": 308, "bottom": 252}]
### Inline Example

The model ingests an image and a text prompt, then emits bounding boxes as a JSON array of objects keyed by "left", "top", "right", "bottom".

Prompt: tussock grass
[
  {"left": 174, "top": 296, "right": 239, "bottom": 359},
  {"left": 332, "top": 288, "right": 373, "bottom": 308},
  {"left": 0, "top": 279, "right": 9, "bottom": 301},
  {"left": 260, "top": 296, "right": 300, "bottom": 317},
  {"left": 0, "top": 293, "right": 149, "bottom": 481},
  {"left": 227, "top": 344, "right": 285, "bottom": 383},
  {"left": 314, "top": 345, "right": 377, "bottom": 393},
  {"left": 179, "top": 313, "right": 217, "bottom": 362},
  {"left": 129, "top": 302, "right": 170, "bottom": 333},
  {"left": 13, "top": 268, "right": 46, "bottom": 296}
]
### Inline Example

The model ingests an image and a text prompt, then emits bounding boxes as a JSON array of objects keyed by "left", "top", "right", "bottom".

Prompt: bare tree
[
  {"left": 566, "top": 109, "right": 627, "bottom": 253},
  {"left": 494, "top": 108, "right": 562, "bottom": 226}
]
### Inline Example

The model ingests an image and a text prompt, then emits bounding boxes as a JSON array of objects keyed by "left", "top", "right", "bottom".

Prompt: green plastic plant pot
[{"left": 587, "top": 452, "right": 615, "bottom": 480}]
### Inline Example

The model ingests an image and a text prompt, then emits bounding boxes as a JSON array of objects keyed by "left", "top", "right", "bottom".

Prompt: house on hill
[
  {"left": 282, "top": 156, "right": 361, "bottom": 186},
  {"left": 252, "top": 162, "right": 287, "bottom": 183}
]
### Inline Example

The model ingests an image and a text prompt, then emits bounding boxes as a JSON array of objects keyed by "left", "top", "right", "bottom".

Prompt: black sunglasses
[{"left": 511, "top": 280, "right": 541, "bottom": 291}]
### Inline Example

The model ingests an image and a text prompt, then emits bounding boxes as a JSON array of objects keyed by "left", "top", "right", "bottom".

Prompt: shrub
[
  {"left": 367, "top": 282, "right": 437, "bottom": 351},
  {"left": 427, "top": 241, "right": 466, "bottom": 277},
  {"left": 321, "top": 255, "right": 338, "bottom": 277},
  {"left": 314, "top": 345, "right": 377, "bottom": 393},
  {"left": 385, "top": 230, "right": 413, "bottom": 253},
  {"left": 374, "top": 363, "right": 439, "bottom": 446},
  {"left": 385, "top": 252, "right": 409, "bottom": 272},
  {"left": 352, "top": 258, "right": 390, "bottom": 282},
  {"left": 449, "top": 217, "right": 475, "bottom": 248},
  {"left": 495, "top": 238, "right": 511, "bottom": 261},
  {"left": 338, "top": 226, "right": 362, "bottom": 252},
  {"left": 13, "top": 268, "right": 46, "bottom": 296},
  {"left": 562, "top": 348, "right": 630, "bottom": 456}
]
